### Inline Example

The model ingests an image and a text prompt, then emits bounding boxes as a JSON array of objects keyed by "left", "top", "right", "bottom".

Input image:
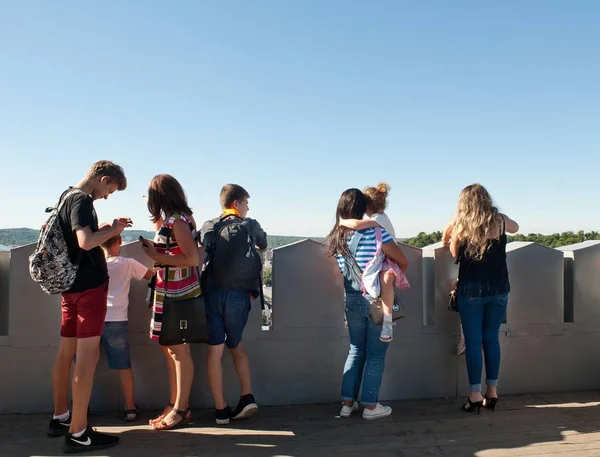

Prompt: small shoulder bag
[{"left": 158, "top": 227, "right": 209, "bottom": 346}]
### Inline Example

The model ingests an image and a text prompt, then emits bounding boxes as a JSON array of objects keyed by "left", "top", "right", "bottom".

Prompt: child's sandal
[{"left": 124, "top": 405, "right": 140, "bottom": 422}]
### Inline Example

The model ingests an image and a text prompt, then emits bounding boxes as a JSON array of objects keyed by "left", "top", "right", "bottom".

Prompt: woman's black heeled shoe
[
  {"left": 483, "top": 395, "right": 498, "bottom": 411},
  {"left": 463, "top": 398, "right": 483, "bottom": 414}
]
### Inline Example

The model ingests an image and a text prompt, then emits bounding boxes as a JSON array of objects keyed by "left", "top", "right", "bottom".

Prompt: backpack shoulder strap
[
  {"left": 348, "top": 230, "right": 363, "bottom": 257},
  {"left": 215, "top": 215, "right": 256, "bottom": 247},
  {"left": 374, "top": 226, "right": 383, "bottom": 244},
  {"left": 214, "top": 214, "right": 240, "bottom": 233},
  {"left": 219, "top": 213, "right": 239, "bottom": 223},
  {"left": 50, "top": 188, "right": 84, "bottom": 214},
  {"left": 343, "top": 231, "right": 365, "bottom": 283}
]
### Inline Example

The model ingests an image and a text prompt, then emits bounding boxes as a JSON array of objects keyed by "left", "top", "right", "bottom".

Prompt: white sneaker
[
  {"left": 340, "top": 401, "right": 358, "bottom": 418},
  {"left": 380, "top": 323, "right": 394, "bottom": 342},
  {"left": 362, "top": 403, "right": 392, "bottom": 420}
]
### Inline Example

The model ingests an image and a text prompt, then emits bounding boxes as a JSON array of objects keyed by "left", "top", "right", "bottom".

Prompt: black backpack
[{"left": 202, "top": 214, "right": 263, "bottom": 292}]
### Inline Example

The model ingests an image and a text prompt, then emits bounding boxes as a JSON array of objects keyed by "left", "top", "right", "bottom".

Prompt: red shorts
[{"left": 60, "top": 282, "right": 109, "bottom": 339}]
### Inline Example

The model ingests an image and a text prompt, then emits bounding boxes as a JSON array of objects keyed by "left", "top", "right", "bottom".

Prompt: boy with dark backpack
[{"left": 200, "top": 184, "right": 268, "bottom": 425}]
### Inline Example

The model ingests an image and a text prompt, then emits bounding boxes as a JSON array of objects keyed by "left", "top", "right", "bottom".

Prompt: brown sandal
[
  {"left": 152, "top": 407, "right": 191, "bottom": 431},
  {"left": 149, "top": 402, "right": 174, "bottom": 425}
]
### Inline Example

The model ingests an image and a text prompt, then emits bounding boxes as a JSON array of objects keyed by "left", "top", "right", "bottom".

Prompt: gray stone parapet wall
[{"left": 0, "top": 239, "right": 598, "bottom": 413}]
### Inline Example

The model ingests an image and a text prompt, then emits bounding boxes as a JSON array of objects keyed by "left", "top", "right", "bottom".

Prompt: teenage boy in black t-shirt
[{"left": 47, "top": 161, "right": 131, "bottom": 454}]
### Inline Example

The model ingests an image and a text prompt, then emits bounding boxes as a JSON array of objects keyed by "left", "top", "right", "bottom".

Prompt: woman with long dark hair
[
  {"left": 326, "top": 188, "right": 409, "bottom": 420},
  {"left": 442, "top": 184, "right": 519, "bottom": 413},
  {"left": 140, "top": 174, "right": 201, "bottom": 430}
]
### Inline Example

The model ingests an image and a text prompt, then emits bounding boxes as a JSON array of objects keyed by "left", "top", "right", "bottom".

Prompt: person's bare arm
[
  {"left": 501, "top": 214, "right": 519, "bottom": 234},
  {"left": 450, "top": 235, "right": 461, "bottom": 258},
  {"left": 381, "top": 241, "right": 409, "bottom": 272},
  {"left": 340, "top": 218, "right": 379, "bottom": 230},
  {"left": 143, "top": 268, "right": 154, "bottom": 280},
  {"left": 441, "top": 213, "right": 458, "bottom": 247},
  {"left": 442, "top": 223, "right": 453, "bottom": 247},
  {"left": 141, "top": 219, "right": 199, "bottom": 267},
  {"left": 76, "top": 218, "right": 131, "bottom": 251}
]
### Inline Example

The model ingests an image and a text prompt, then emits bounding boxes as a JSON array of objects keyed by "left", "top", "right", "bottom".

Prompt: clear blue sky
[{"left": 1, "top": 1, "right": 599, "bottom": 237}]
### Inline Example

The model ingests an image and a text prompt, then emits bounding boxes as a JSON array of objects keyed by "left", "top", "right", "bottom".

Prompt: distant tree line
[
  {"left": 263, "top": 268, "right": 273, "bottom": 287},
  {"left": 402, "top": 230, "right": 600, "bottom": 249},
  {"left": 0, "top": 229, "right": 326, "bottom": 251},
  {"left": 2, "top": 228, "right": 599, "bottom": 251}
]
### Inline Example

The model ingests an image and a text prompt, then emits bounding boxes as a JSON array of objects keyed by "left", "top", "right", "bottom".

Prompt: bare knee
[
  {"left": 229, "top": 344, "right": 247, "bottom": 359},
  {"left": 168, "top": 345, "right": 192, "bottom": 362},
  {"left": 382, "top": 270, "right": 395, "bottom": 284},
  {"left": 207, "top": 344, "right": 225, "bottom": 361},
  {"left": 76, "top": 344, "right": 100, "bottom": 365},
  {"left": 77, "top": 336, "right": 100, "bottom": 362},
  {"left": 56, "top": 342, "right": 77, "bottom": 362}
]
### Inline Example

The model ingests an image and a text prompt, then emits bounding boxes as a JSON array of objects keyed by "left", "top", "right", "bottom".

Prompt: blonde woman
[{"left": 442, "top": 184, "right": 518, "bottom": 414}]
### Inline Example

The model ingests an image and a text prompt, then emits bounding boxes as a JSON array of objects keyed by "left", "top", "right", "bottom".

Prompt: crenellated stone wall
[{"left": 0, "top": 239, "right": 599, "bottom": 413}]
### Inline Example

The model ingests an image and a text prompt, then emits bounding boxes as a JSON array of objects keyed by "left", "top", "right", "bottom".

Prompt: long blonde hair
[{"left": 452, "top": 184, "right": 502, "bottom": 261}]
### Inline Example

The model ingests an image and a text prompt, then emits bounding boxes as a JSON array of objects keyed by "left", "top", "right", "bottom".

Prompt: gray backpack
[{"left": 29, "top": 188, "right": 84, "bottom": 295}]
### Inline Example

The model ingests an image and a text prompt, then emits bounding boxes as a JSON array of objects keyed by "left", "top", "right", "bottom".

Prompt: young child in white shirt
[
  {"left": 99, "top": 224, "right": 153, "bottom": 421},
  {"left": 340, "top": 183, "right": 409, "bottom": 343}
]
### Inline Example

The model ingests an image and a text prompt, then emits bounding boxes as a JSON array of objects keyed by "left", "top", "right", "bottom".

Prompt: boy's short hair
[
  {"left": 86, "top": 161, "right": 127, "bottom": 191},
  {"left": 98, "top": 223, "right": 121, "bottom": 249},
  {"left": 220, "top": 184, "right": 250, "bottom": 209}
]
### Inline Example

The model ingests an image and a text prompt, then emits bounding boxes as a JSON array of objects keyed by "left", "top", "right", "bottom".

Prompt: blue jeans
[
  {"left": 101, "top": 321, "right": 131, "bottom": 370},
  {"left": 205, "top": 288, "right": 251, "bottom": 349},
  {"left": 458, "top": 293, "right": 509, "bottom": 392},
  {"left": 341, "top": 293, "right": 390, "bottom": 405}
]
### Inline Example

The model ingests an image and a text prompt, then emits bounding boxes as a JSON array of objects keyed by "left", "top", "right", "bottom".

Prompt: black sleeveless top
[{"left": 456, "top": 217, "right": 510, "bottom": 298}]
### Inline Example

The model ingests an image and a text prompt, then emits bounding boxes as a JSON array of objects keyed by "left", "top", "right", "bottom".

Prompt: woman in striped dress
[{"left": 140, "top": 174, "right": 201, "bottom": 430}]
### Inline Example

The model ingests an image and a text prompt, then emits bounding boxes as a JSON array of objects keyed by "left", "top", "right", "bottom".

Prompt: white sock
[
  {"left": 53, "top": 410, "right": 70, "bottom": 421},
  {"left": 383, "top": 313, "right": 393, "bottom": 324},
  {"left": 71, "top": 428, "right": 86, "bottom": 438}
]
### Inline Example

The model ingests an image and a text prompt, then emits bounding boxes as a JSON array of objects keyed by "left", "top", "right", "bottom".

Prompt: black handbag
[
  {"left": 368, "top": 292, "right": 406, "bottom": 325},
  {"left": 448, "top": 285, "right": 459, "bottom": 312},
  {"left": 448, "top": 259, "right": 460, "bottom": 312},
  {"left": 158, "top": 232, "right": 209, "bottom": 346}
]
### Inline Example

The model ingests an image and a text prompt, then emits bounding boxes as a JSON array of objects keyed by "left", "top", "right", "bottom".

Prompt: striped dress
[{"left": 149, "top": 214, "right": 201, "bottom": 341}]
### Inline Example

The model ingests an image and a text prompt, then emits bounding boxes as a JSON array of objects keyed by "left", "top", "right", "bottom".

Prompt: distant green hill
[
  {"left": 0, "top": 228, "right": 39, "bottom": 247},
  {"left": 3, "top": 227, "right": 599, "bottom": 250},
  {"left": 0, "top": 227, "right": 323, "bottom": 249},
  {"left": 268, "top": 235, "right": 325, "bottom": 249}
]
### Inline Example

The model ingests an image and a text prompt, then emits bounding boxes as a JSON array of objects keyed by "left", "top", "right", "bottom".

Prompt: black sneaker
[
  {"left": 63, "top": 427, "right": 119, "bottom": 454},
  {"left": 231, "top": 394, "right": 258, "bottom": 420},
  {"left": 215, "top": 406, "right": 231, "bottom": 425},
  {"left": 47, "top": 412, "right": 71, "bottom": 437}
]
